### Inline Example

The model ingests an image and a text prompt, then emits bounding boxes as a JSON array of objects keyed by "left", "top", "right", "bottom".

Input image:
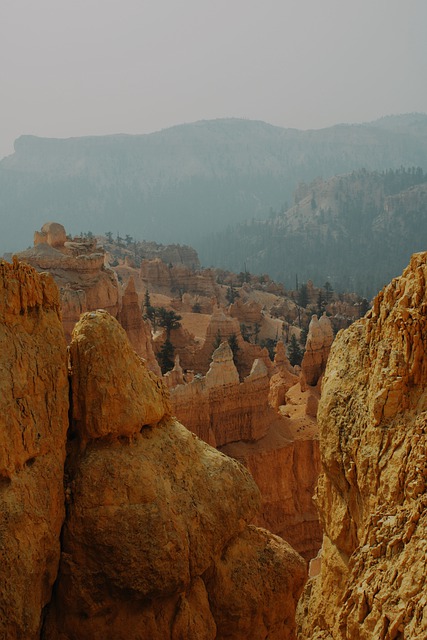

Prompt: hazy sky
[{"left": 1, "top": 0, "right": 426, "bottom": 160}]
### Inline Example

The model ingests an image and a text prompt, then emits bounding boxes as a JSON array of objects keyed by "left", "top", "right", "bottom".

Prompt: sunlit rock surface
[{"left": 298, "top": 252, "right": 427, "bottom": 639}]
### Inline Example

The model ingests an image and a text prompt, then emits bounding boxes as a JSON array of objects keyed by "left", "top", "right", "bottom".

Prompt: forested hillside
[
  {"left": 1, "top": 114, "right": 427, "bottom": 255},
  {"left": 198, "top": 167, "right": 427, "bottom": 297}
]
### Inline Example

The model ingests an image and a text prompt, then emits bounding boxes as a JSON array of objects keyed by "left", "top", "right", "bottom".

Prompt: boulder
[{"left": 69, "top": 310, "right": 170, "bottom": 441}]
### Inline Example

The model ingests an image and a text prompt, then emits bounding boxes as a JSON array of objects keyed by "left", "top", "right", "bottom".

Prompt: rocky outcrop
[
  {"left": 298, "top": 252, "right": 427, "bottom": 639},
  {"left": 300, "top": 313, "right": 334, "bottom": 386},
  {"left": 171, "top": 345, "right": 274, "bottom": 447},
  {"left": 17, "top": 222, "right": 119, "bottom": 341},
  {"left": 163, "top": 355, "right": 186, "bottom": 389},
  {"left": 34, "top": 221, "right": 67, "bottom": 247},
  {"left": 118, "top": 277, "right": 161, "bottom": 375},
  {"left": 229, "top": 297, "right": 263, "bottom": 324},
  {"left": 136, "top": 240, "right": 200, "bottom": 269},
  {"left": 192, "top": 305, "right": 272, "bottom": 378},
  {"left": 69, "top": 310, "right": 170, "bottom": 442},
  {"left": 171, "top": 343, "right": 321, "bottom": 560},
  {"left": 0, "top": 259, "right": 69, "bottom": 639},
  {"left": 44, "top": 310, "right": 306, "bottom": 639},
  {"left": 0, "top": 258, "right": 307, "bottom": 639},
  {"left": 141, "top": 258, "right": 219, "bottom": 298},
  {"left": 269, "top": 341, "right": 300, "bottom": 410}
]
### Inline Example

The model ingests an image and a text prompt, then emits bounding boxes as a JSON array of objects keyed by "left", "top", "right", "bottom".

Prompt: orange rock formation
[
  {"left": 300, "top": 313, "right": 334, "bottom": 387},
  {"left": 18, "top": 222, "right": 119, "bottom": 341},
  {"left": 0, "top": 259, "right": 69, "bottom": 639},
  {"left": 0, "top": 260, "right": 307, "bottom": 639},
  {"left": 171, "top": 342, "right": 322, "bottom": 560},
  {"left": 141, "top": 258, "right": 219, "bottom": 298},
  {"left": 298, "top": 252, "right": 427, "bottom": 639},
  {"left": 46, "top": 311, "right": 306, "bottom": 639},
  {"left": 118, "top": 277, "right": 161, "bottom": 375}
]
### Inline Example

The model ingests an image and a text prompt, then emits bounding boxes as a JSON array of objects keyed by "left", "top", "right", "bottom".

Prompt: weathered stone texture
[
  {"left": 0, "top": 259, "right": 69, "bottom": 639},
  {"left": 45, "top": 303, "right": 307, "bottom": 639},
  {"left": 298, "top": 252, "right": 427, "bottom": 639}
]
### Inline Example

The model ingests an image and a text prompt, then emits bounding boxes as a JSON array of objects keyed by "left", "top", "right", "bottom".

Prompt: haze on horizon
[{"left": 1, "top": 0, "right": 427, "bottom": 161}]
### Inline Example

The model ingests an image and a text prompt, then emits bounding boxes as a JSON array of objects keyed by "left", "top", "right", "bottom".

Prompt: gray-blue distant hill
[{"left": 1, "top": 113, "right": 427, "bottom": 259}]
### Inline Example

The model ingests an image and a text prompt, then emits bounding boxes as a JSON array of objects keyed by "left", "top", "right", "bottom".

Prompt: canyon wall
[
  {"left": 298, "top": 252, "right": 427, "bottom": 639},
  {"left": 0, "top": 260, "right": 307, "bottom": 639},
  {"left": 0, "top": 259, "right": 69, "bottom": 639}
]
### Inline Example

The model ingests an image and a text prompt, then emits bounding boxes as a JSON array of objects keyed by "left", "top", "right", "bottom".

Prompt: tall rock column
[
  {"left": 0, "top": 259, "right": 69, "bottom": 639},
  {"left": 301, "top": 313, "right": 334, "bottom": 387},
  {"left": 118, "top": 276, "right": 161, "bottom": 376},
  {"left": 298, "top": 252, "right": 427, "bottom": 640}
]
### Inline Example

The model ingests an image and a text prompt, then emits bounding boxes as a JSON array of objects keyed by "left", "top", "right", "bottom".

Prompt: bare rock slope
[
  {"left": 45, "top": 311, "right": 306, "bottom": 639},
  {"left": 298, "top": 252, "right": 427, "bottom": 639},
  {"left": 0, "top": 259, "right": 69, "bottom": 639},
  {"left": 0, "top": 260, "right": 306, "bottom": 639}
]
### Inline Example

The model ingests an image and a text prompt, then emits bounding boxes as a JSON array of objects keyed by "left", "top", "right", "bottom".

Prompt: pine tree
[
  {"left": 298, "top": 283, "right": 309, "bottom": 308},
  {"left": 157, "top": 308, "right": 182, "bottom": 339},
  {"left": 226, "top": 285, "right": 239, "bottom": 304},
  {"left": 288, "top": 334, "right": 303, "bottom": 366},
  {"left": 213, "top": 330, "right": 222, "bottom": 350},
  {"left": 228, "top": 333, "right": 240, "bottom": 366},
  {"left": 157, "top": 339, "right": 175, "bottom": 374},
  {"left": 143, "top": 290, "right": 156, "bottom": 324}
]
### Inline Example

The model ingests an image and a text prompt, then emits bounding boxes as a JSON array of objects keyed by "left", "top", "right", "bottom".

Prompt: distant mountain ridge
[
  {"left": 198, "top": 167, "right": 427, "bottom": 297},
  {"left": 1, "top": 113, "right": 427, "bottom": 255}
]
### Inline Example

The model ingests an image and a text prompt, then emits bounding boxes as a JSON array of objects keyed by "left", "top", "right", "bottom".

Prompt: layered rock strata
[
  {"left": 45, "top": 311, "right": 307, "bottom": 639},
  {"left": 298, "top": 252, "right": 427, "bottom": 639},
  {"left": 171, "top": 344, "right": 276, "bottom": 447},
  {"left": 171, "top": 343, "right": 322, "bottom": 560},
  {"left": 192, "top": 306, "right": 272, "bottom": 378},
  {"left": 300, "top": 313, "right": 334, "bottom": 387},
  {"left": 0, "top": 260, "right": 307, "bottom": 639},
  {"left": 118, "top": 277, "right": 161, "bottom": 375},
  {"left": 0, "top": 259, "right": 69, "bottom": 639},
  {"left": 18, "top": 222, "right": 119, "bottom": 341},
  {"left": 141, "top": 258, "right": 219, "bottom": 298}
]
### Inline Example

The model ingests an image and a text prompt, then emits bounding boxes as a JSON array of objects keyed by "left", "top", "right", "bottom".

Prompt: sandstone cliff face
[
  {"left": 269, "top": 341, "right": 300, "bottom": 410},
  {"left": 171, "top": 344, "right": 275, "bottom": 447},
  {"left": 141, "top": 258, "right": 219, "bottom": 298},
  {"left": 171, "top": 343, "right": 321, "bottom": 560},
  {"left": 118, "top": 277, "right": 161, "bottom": 375},
  {"left": 298, "top": 252, "right": 427, "bottom": 639},
  {"left": 0, "top": 259, "right": 69, "bottom": 639},
  {"left": 18, "top": 222, "right": 119, "bottom": 341},
  {"left": 223, "top": 428, "right": 321, "bottom": 562},
  {"left": 0, "top": 259, "right": 307, "bottom": 639},
  {"left": 300, "top": 313, "right": 334, "bottom": 387},
  {"left": 44, "top": 311, "right": 307, "bottom": 639}
]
